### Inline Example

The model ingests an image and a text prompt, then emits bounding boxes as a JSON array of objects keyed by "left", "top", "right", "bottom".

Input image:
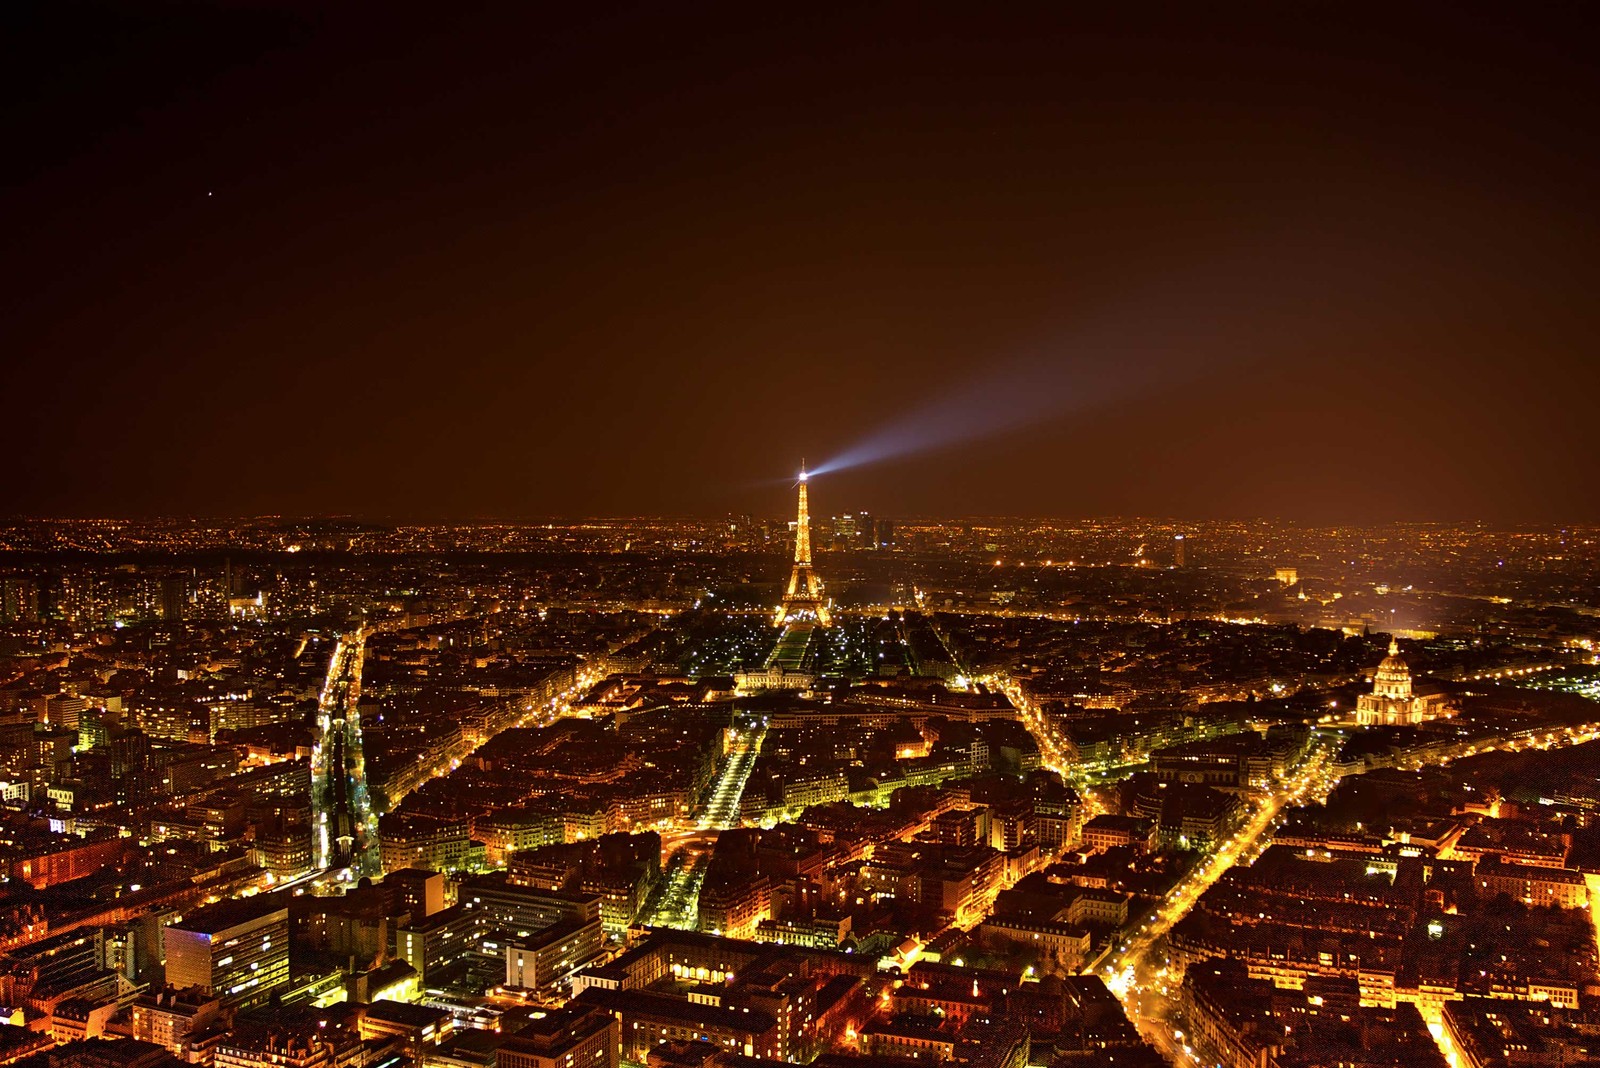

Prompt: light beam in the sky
[
  {"left": 808, "top": 257, "right": 1305, "bottom": 478},
  {"left": 810, "top": 320, "right": 1205, "bottom": 477}
]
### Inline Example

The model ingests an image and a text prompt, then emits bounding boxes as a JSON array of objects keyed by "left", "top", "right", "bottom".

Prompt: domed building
[{"left": 1356, "top": 638, "right": 1453, "bottom": 726}]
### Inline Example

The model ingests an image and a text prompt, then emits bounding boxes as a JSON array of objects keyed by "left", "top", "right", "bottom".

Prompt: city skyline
[{"left": 3, "top": 458, "right": 1600, "bottom": 526}]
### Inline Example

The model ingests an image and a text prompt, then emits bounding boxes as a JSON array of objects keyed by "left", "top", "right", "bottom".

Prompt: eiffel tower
[{"left": 774, "top": 463, "right": 832, "bottom": 627}]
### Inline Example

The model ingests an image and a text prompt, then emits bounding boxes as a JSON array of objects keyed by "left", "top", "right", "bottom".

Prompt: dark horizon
[
  {"left": 0, "top": 507, "right": 1592, "bottom": 531},
  {"left": 5, "top": 3, "right": 1599, "bottom": 522}
]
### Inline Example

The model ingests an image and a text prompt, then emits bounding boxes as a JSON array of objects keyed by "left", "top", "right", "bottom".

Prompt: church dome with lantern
[
  {"left": 1372, "top": 638, "right": 1413, "bottom": 700},
  {"left": 1356, "top": 636, "right": 1451, "bottom": 726}
]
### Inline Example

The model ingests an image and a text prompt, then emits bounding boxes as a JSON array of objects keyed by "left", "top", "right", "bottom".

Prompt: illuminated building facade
[
  {"left": 494, "top": 1007, "right": 618, "bottom": 1068},
  {"left": 1355, "top": 639, "right": 1453, "bottom": 726},
  {"left": 162, "top": 895, "right": 289, "bottom": 1010}
]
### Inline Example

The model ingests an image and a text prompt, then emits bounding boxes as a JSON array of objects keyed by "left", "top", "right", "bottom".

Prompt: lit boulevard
[
  {"left": 310, "top": 627, "right": 378, "bottom": 878},
  {"left": 1100, "top": 742, "right": 1339, "bottom": 1060},
  {"left": 698, "top": 724, "right": 766, "bottom": 831}
]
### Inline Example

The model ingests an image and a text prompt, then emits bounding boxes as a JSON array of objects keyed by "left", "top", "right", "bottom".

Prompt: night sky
[{"left": 4, "top": 3, "right": 1598, "bottom": 522}]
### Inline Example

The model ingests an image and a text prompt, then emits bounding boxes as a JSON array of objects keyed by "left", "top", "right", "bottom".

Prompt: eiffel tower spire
[{"left": 775, "top": 463, "right": 832, "bottom": 626}]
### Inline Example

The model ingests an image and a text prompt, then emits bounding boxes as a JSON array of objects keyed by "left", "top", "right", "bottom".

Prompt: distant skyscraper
[
  {"left": 834, "top": 513, "right": 858, "bottom": 548},
  {"left": 1, "top": 578, "right": 39, "bottom": 623},
  {"left": 160, "top": 574, "right": 188, "bottom": 621},
  {"left": 1173, "top": 535, "right": 1186, "bottom": 568}
]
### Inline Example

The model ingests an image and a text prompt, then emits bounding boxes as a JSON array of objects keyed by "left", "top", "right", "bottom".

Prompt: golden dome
[{"left": 1373, "top": 637, "right": 1412, "bottom": 699}]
